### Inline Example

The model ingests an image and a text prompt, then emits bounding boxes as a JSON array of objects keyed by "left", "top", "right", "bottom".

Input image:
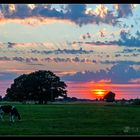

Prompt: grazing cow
[{"left": 0, "top": 105, "right": 21, "bottom": 122}]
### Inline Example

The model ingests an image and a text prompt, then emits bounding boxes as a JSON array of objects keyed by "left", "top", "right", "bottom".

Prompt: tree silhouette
[
  {"left": 5, "top": 70, "right": 67, "bottom": 104},
  {"left": 103, "top": 91, "right": 115, "bottom": 102}
]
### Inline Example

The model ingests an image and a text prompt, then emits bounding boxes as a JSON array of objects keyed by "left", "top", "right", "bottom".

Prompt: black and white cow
[{"left": 0, "top": 105, "right": 21, "bottom": 122}]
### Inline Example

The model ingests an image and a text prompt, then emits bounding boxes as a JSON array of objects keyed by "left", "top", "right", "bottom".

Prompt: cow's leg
[
  {"left": 10, "top": 114, "right": 12, "bottom": 122},
  {"left": 11, "top": 115, "right": 15, "bottom": 123},
  {"left": 10, "top": 113, "right": 12, "bottom": 122},
  {"left": 0, "top": 112, "right": 4, "bottom": 121}
]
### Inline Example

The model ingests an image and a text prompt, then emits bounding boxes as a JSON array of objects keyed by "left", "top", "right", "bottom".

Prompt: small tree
[{"left": 103, "top": 91, "right": 115, "bottom": 102}]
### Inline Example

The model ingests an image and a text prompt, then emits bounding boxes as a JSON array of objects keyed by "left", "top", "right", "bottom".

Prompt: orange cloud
[
  {"left": 85, "top": 4, "right": 108, "bottom": 18},
  {"left": 98, "top": 79, "right": 111, "bottom": 83},
  {"left": 0, "top": 17, "right": 74, "bottom": 26},
  {"left": 9, "top": 4, "right": 16, "bottom": 12},
  {"left": 54, "top": 71, "right": 77, "bottom": 77},
  {"left": 5, "top": 42, "right": 55, "bottom": 49},
  {"left": 5, "top": 69, "right": 33, "bottom": 74},
  {"left": 129, "top": 78, "right": 140, "bottom": 83},
  {"left": 94, "top": 4, "right": 108, "bottom": 18},
  {"left": 98, "top": 28, "right": 107, "bottom": 37},
  {"left": 27, "top": 4, "right": 36, "bottom": 10}
]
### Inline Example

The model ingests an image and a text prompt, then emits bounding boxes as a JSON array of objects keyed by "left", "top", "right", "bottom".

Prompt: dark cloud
[
  {"left": 67, "top": 4, "right": 114, "bottom": 26},
  {"left": 62, "top": 70, "right": 108, "bottom": 82},
  {"left": 0, "top": 56, "right": 39, "bottom": 63},
  {"left": 31, "top": 48, "right": 94, "bottom": 55},
  {"left": 0, "top": 72, "right": 19, "bottom": 80},
  {"left": 115, "top": 54, "right": 121, "bottom": 57},
  {"left": 27, "top": 63, "right": 44, "bottom": 66},
  {"left": 0, "top": 4, "right": 136, "bottom": 26},
  {"left": 116, "top": 48, "right": 140, "bottom": 54},
  {"left": 74, "top": 40, "right": 119, "bottom": 46},
  {"left": 136, "top": 30, "right": 140, "bottom": 37},
  {"left": 12, "top": 56, "right": 24, "bottom": 62},
  {"left": 132, "top": 53, "right": 139, "bottom": 57},
  {"left": 117, "top": 30, "right": 140, "bottom": 47},
  {"left": 42, "top": 57, "right": 52, "bottom": 62},
  {"left": 108, "top": 63, "right": 140, "bottom": 83},
  {"left": 121, "top": 48, "right": 136, "bottom": 53},
  {"left": 25, "top": 57, "right": 38, "bottom": 63},
  {"left": 87, "top": 32, "right": 91, "bottom": 38},
  {"left": 0, "top": 4, "right": 30, "bottom": 18},
  {"left": 37, "top": 5, "right": 64, "bottom": 18},
  {"left": 64, "top": 4, "right": 88, "bottom": 26},
  {"left": 115, "top": 4, "right": 134, "bottom": 18},
  {"left": 82, "top": 35, "right": 86, "bottom": 40},
  {"left": 66, "top": 4, "right": 86, "bottom": 17},
  {"left": 74, "top": 29, "right": 140, "bottom": 47},
  {"left": 0, "top": 55, "right": 97, "bottom": 64},
  {"left": 12, "top": 57, "right": 39, "bottom": 63},
  {"left": 42, "top": 57, "right": 97, "bottom": 64},
  {"left": 7, "top": 42, "right": 16, "bottom": 48},
  {"left": 13, "top": 4, "right": 31, "bottom": 18},
  {"left": 0, "top": 56, "right": 11, "bottom": 61},
  {"left": 100, "top": 60, "right": 140, "bottom": 65},
  {"left": 62, "top": 62, "right": 140, "bottom": 83},
  {"left": 81, "top": 32, "right": 91, "bottom": 40}
]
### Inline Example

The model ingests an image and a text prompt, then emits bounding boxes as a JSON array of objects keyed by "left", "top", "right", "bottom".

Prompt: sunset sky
[{"left": 0, "top": 4, "right": 140, "bottom": 99}]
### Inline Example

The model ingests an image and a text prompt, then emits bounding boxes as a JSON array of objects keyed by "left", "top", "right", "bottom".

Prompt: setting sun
[
  {"left": 91, "top": 89, "right": 106, "bottom": 98},
  {"left": 96, "top": 90, "right": 104, "bottom": 95}
]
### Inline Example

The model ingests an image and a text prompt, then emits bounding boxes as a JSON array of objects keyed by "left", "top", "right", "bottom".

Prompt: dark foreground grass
[{"left": 0, "top": 102, "right": 140, "bottom": 136}]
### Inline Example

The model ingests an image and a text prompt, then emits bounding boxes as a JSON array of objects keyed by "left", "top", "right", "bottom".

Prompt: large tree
[
  {"left": 103, "top": 91, "right": 115, "bottom": 102},
  {"left": 5, "top": 70, "right": 67, "bottom": 104}
]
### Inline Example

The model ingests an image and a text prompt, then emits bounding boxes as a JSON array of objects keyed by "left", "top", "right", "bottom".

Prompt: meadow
[{"left": 0, "top": 102, "right": 140, "bottom": 136}]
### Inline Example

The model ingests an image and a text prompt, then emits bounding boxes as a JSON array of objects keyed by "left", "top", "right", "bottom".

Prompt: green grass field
[{"left": 0, "top": 102, "right": 140, "bottom": 136}]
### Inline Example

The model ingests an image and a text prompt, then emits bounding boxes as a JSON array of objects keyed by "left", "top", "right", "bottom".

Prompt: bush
[{"left": 132, "top": 99, "right": 140, "bottom": 105}]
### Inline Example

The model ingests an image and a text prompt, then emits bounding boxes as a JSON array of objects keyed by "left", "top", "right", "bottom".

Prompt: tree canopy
[{"left": 5, "top": 70, "right": 67, "bottom": 104}]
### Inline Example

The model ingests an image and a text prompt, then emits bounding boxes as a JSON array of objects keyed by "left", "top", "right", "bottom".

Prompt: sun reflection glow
[{"left": 91, "top": 89, "right": 106, "bottom": 98}]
